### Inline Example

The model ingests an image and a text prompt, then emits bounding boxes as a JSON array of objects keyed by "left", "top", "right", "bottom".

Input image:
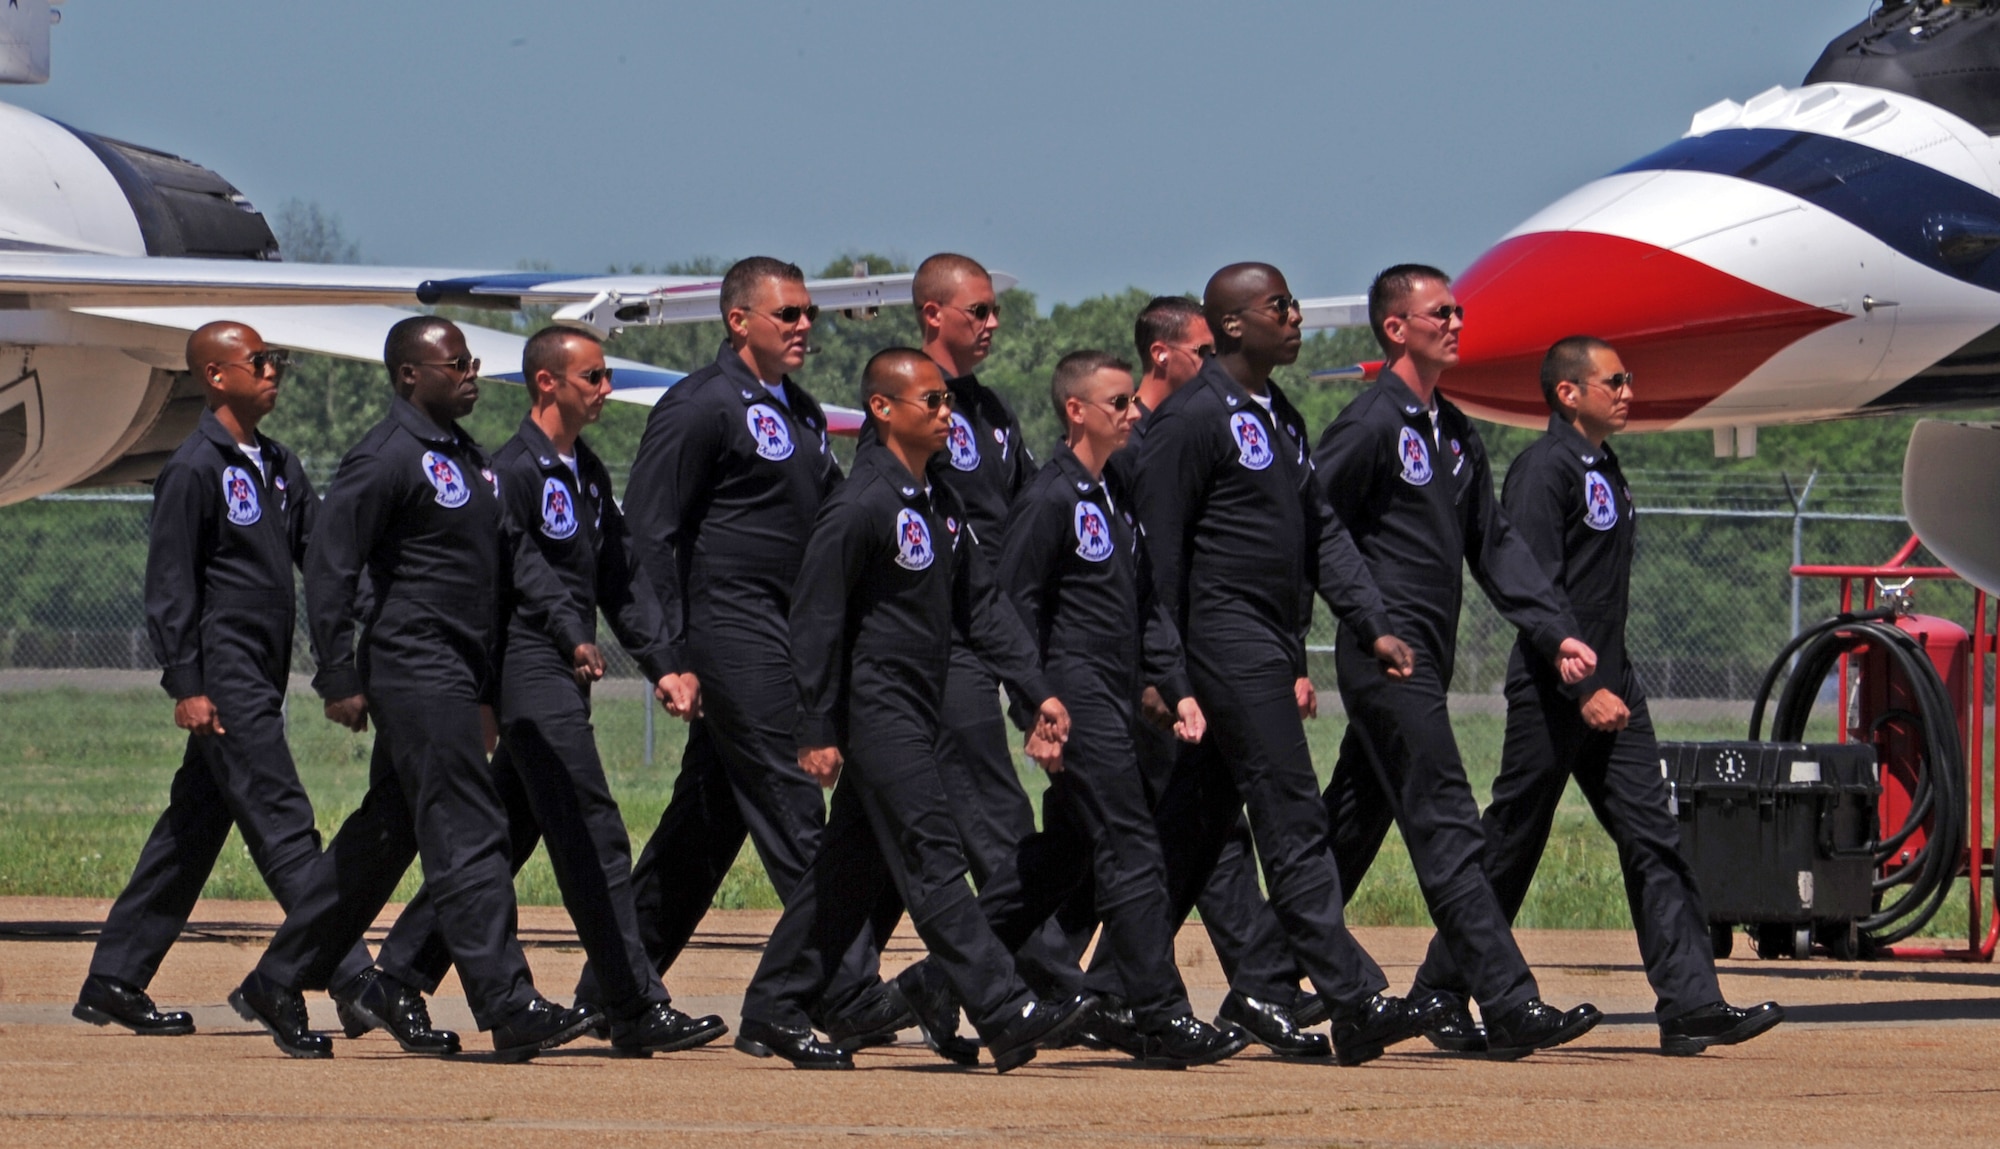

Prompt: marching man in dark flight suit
[
  {"left": 735, "top": 348, "right": 1092, "bottom": 1073},
  {"left": 231, "top": 316, "right": 604, "bottom": 1061},
  {"left": 74, "top": 322, "right": 370, "bottom": 1036},
  {"left": 969, "top": 349, "right": 1246, "bottom": 1067},
  {"left": 1091, "top": 296, "right": 1325, "bottom": 1054},
  {"left": 1316, "top": 264, "right": 1603, "bottom": 1060},
  {"left": 881, "top": 252, "right": 1076, "bottom": 1001},
  {"left": 601, "top": 257, "right": 899, "bottom": 1046},
  {"left": 1403, "top": 335, "right": 1783, "bottom": 1056},
  {"left": 1125, "top": 263, "right": 1427, "bottom": 1067},
  {"left": 359, "top": 326, "right": 728, "bottom": 1058}
]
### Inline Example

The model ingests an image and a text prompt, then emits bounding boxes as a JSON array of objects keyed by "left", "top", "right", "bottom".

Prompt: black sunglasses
[
  {"left": 887, "top": 388, "right": 954, "bottom": 412},
  {"left": 953, "top": 301, "right": 1002, "bottom": 323},
  {"left": 1091, "top": 392, "right": 1137, "bottom": 412},
  {"left": 1400, "top": 304, "right": 1465, "bottom": 324},
  {"left": 1235, "top": 295, "right": 1303, "bottom": 320},
  {"left": 574, "top": 366, "right": 614, "bottom": 386},
  {"left": 221, "top": 349, "right": 292, "bottom": 379},
  {"left": 757, "top": 304, "right": 819, "bottom": 325},
  {"left": 416, "top": 354, "right": 481, "bottom": 376},
  {"left": 1583, "top": 372, "right": 1634, "bottom": 392}
]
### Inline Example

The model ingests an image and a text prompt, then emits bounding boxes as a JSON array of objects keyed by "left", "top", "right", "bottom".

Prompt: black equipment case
[{"left": 1660, "top": 741, "right": 1880, "bottom": 929}]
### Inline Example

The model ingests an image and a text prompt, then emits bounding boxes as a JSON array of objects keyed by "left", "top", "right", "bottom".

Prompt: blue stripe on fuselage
[{"left": 1617, "top": 127, "right": 2000, "bottom": 294}]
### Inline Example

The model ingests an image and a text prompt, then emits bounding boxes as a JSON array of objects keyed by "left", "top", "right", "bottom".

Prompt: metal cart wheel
[
  {"left": 1753, "top": 922, "right": 1792, "bottom": 959},
  {"left": 1791, "top": 924, "right": 1814, "bottom": 961},
  {"left": 1709, "top": 922, "right": 1735, "bottom": 960},
  {"left": 1823, "top": 920, "right": 1862, "bottom": 961}
]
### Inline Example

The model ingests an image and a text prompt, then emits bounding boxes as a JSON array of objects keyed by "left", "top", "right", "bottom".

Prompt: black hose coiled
[{"left": 1749, "top": 609, "right": 1967, "bottom": 947}]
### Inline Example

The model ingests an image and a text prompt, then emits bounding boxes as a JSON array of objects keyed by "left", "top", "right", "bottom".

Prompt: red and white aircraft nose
[{"left": 1431, "top": 83, "right": 2000, "bottom": 431}]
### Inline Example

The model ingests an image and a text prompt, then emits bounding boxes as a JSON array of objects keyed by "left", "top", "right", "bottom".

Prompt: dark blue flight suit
[
  {"left": 1315, "top": 366, "right": 1579, "bottom": 1021},
  {"left": 1079, "top": 397, "right": 1304, "bottom": 1009},
  {"left": 966, "top": 444, "right": 1194, "bottom": 1030},
  {"left": 373, "top": 418, "right": 679, "bottom": 1024},
  {"left": 252, "top": 396, "right": 586, "bottom": 1031},
  {"left": 601, "top": 343, "right": 889, "bottom": 1021},
  {"left": 861, "top": 367, "right": 1076, "bottom": 996},
  {"left": 1103, "top": 358, "right": 1390, "bottom": 1014},
  {"left": 740, "top": 441, "right": 1052, "bottom": 1037},
  {"left": 91, "top": 410, "right": 370, "bottom": 993},
  {"left": 1408, "top": 416, "right": 1720, "bottom": 1018}
]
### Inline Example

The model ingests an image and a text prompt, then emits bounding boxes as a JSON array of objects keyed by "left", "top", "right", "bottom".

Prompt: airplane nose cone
[{"left": 1449, "top": 231, "right": 1850, "bottom": 428}]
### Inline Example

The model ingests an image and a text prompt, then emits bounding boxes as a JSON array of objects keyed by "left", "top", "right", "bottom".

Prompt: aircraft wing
[
  {"left": 1298, "top": 294, "right": 1368, "bottom": 331},
  {"left": 0, "top": 253, "right": 949, "bottom": 319},
  {"left": 76, "top": 302, "right": 867, "bottom": 431}
]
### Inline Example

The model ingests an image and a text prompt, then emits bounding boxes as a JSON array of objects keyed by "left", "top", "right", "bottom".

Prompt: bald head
[
  {"left": 863, "top": 346, "right": 942, "bottom": 413},
  {"left": 186, "top": 321, "right": 256, "bottom": 380},
  {"left": 913, "top": 253, "right": 991, "bottom": 310}
]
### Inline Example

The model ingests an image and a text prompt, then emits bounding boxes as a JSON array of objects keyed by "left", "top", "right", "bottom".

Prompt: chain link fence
[{"left": 0, "top": 470, "right": 1965, "bottom": 706}]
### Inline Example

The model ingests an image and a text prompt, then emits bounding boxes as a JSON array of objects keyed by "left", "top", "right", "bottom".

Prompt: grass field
[{"left": 0, "top": 687, "right": 1977, "bottom": 936}]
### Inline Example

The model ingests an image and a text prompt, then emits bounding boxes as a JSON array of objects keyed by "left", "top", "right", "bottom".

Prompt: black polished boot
[
  {"left": 329, "top": 968, "right": 376, "bottom": 1040},
  {"left": 1659, "top": 1000, "right": 1783, "bottom": 1057},
  {"left": 229, "top": 970, "right": 332, "bottom": 1059},
  {"left": 887, "top": 962, "right": 979, "bottom": 1067},
  {"left": 734, "top": 1017, "right": 853, "bottom": 1069},
  {"left": 1407, "top": 990, "right": 1486, "bottom": 1054},
  {"left": 341, "top": 968, "right": 460, "bottom": 1056},
  {"left": 1215, "top": 990, "right": 1331, "bottom": 1059},
  {"left": 611, "top": 1002, "right": 728, "bottom": 1057},
  {"left": 1293, "top": 991, "right": 1330, "bottom": 1029},
  {"left": 491, "top": 997, "right": 603, "bottom": 1064},
  {"left": 1484, "top": 998, "right": 1602, "bottom": 1061},
  {"left": 982, "top": 993, "right": 1097, "bottom": 1074},
  {"left": 1329, "top": 993, "right": 1424, "bottom": 1066},
  {"left": 72, "top": 974, "right": 194, "bottom": 1036},
  {"left": 1140, "top": 1014, "right": 1251, "bottom": 1069},
  {"left": 819, "top": 985, "right": 913, "bottom": 1052},
  {"left": 1081, "top": 998, "right": 1148, "bottom": 1060}
]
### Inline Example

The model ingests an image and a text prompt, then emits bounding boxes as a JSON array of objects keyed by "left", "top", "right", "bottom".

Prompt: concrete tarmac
[{"left": 3, "top": 896, "right": 1996, "bottom": 1147}]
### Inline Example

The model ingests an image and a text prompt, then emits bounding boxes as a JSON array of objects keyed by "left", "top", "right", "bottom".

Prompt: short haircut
[
  {"left": 1367, "top": 263, "right": 1450, "bottom": 354},
  {"left": 1539, "top": 335, "right": 1616, "bottom": 412},
  {"left": 861, "top": 346, "right": 938, "bottom": 428},
  {"left": 1050, "top": 350, "right": 1133, "bottom": 421},
  {"left": 1133, "top": 296, "right": 1203, "bottom": 362},
  {"left": 913, "top": 252, "right": 990, "bottom": 310},
  {"left": 720, "top": 256, "right": 805, "bottom": 317},
  {"left": 522, "top": 325, "right": 601, "bottom": 393},
  {"left": 384, "top": 314, "right": 457, "bottom": 376}
]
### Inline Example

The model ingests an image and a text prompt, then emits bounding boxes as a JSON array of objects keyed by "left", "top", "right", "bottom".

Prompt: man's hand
[
  {"left": 1025, "top": 729, "right": 1065, "bottom": 774},
  {"left": 1372, "top": 635, "right": 1416, "bottom": 681},
  {"left": 1580, "top": 688, "right": 1630, "bottom": 733},
  {"left": 324, "top": 695, "right": 369, "bottom": 732},
  {"left": 798, "top": 745, "right": 843, "bottom": 788},
  {"left": 1034, "top": 697, "right": 1071, "bottom": 745},
  {"left": 1556, "top": 637, "right": 1598, "bottom": 685},
  {"left": 1294, "top": 677, "right": 1318, "bottom": 720},
  {"left": 173, "top": 695, "right": 225, "bottom": 736},
  {"left": 572, "top": 643, "right": 606, "bottom": 687},
  {"left": 1139, "top": 685, "right": 1175, "bottom": 732},
  {"left": 655, "top": 672, "right": 701, "bottom": 721},
  {"left": 1174, "top": 697, "right": 1206, "bottom": 744}
]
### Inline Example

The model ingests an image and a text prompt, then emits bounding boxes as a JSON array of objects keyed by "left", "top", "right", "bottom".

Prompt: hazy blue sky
[{"left": 7, "top": 1, "right": 1870, "bottom": 304}]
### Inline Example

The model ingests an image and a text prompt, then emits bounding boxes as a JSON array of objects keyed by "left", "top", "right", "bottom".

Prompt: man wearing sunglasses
[
  {"left": 1401, "top": 336, "right": 1782, "bottom": 1057},
  {"left": 970, "top": 349, "right": 1244, "bottom": 1067},
  {"left": 233, "top": 316, "right": 605, "bottom": 1061},
  {"left": 1315, "top": 264, "right": 1604, "bottom": 1059},
  {"left": 1124, "top": 262, "right": 1427, "bottom": 1065},
  {"left": 76, "top": 323, "right": 374, "bottom": 1038},
  {"left": 737, "top": 348, "right": 1090, "bottom": 1071},
  {"left": 359, "top": 326, "right": 728, "bottom": 1057},
  {"left": 606, "top": 257, "right": 902, "bottom": 1046},
  {"left": 887, "top": 253, "right": 1078, "bottom": 1014}
]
